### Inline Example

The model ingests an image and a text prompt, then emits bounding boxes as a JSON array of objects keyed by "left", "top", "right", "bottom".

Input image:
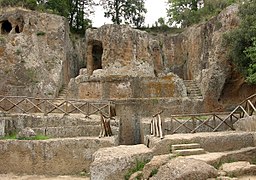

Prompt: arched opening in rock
[
  {"left": 1, "top": 20, "right": 12, "bottom": 34},
  {"left": 15, "top": 25, "right": 20, "bottom": 33},
  {"left": 92, "top": 41, "right": 103, "bottom": 70}
]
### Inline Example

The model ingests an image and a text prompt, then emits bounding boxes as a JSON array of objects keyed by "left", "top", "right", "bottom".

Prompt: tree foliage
[
  {"left": 167, "top": 0, "right": 236, "bottom": 27},
  {"left": 224, "top": 0, "right": 256, "bottom": 84},
  {"left": 0, "top": 0, "right": 37, "bottom": 10},
  {"left": 100, "top": 0, "right": 147, "bottom": 28},
  {"left": 43, "top": 0, "right": 94, "bottom": 33}
]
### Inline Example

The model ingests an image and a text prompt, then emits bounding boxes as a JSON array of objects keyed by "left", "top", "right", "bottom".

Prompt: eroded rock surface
[
  {"left": 150, "top": 157, "right": 218, "bottom": 180},
  {"left": 90, "top": 144, "right": 153, "bottom": 180},
  {"left": 220, "top": 161, "right": 256, "bottom": 177},
  {"left": 234, "top": 115, "right": 256, "bottom": 132},
  {"left": 0, "top": 8, "right": 84, "bottom": 98}
]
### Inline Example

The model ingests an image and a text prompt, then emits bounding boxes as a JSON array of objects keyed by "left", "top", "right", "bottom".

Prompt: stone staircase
[
  {"left": 171, "top": 143, "right": 206, "bottom": 156},
  {"left": 57, "top": 85, "right": 68, "bottom": 99},
  {"left": 184, "top": 80, "right": 203, "bottom": 99}
]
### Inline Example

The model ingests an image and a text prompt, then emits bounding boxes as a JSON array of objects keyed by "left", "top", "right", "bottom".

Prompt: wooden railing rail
[
  {"left": 0, "top": 96, "right": 115, "bottom": 118},
  {"left": 213, "top": 94, "right": 256, "bottom": 132},
  {"left": 164, "top": 93, "right": 256, "bottom": 134}
]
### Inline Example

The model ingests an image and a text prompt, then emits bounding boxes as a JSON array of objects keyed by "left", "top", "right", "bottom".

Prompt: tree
[
  {"left": 100, "top": 0, "right": 147, "bottom": 28},
  {"left": 167, "top": 0, "right": 203, "bottom": 27},
  {"left": 45, "top": 0, "right": 93, "bottom": 33},
  {"left": 167, "top": 0, "right": 236, "bottom": 27},
  {"left": 0, "top": 0, "right": 37, "bottom": 10},
  {"left": 224, "top": 0, "right": 256, "bottom": 84}
]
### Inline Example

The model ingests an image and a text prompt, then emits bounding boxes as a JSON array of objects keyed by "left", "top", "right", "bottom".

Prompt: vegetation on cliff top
[
  {"left": 0, "top": 0, "right": 147, "bottom": 32},
  {"left": 167, "top": 0, "right": 236, "bottom": 27},
  {"left": 224, "top": 0, "right": 256, "bottom": 84}
]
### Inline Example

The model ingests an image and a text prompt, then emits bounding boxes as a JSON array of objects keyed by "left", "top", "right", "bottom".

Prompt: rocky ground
[{"left": 0, "top": 174, "right": 89, "bottom": 180}]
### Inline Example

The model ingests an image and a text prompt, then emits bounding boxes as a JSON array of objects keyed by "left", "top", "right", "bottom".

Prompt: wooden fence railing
[
  {"left": 165, "top": 112, "right": 239, "bottom": 134},
  {"left": 0, "top": 96, "right": 115, "bottom": 118},
  {"left": 212, "top": 93, "right": 256, "bottom": 131},
  {"left": 153, "top": 93, "right": 256, "bottom": 136}
]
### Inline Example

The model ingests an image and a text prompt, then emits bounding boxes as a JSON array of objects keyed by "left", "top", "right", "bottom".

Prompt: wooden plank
[
  {"left": 67, "top": 101, "right": 88, "bottom": 115},
  {"left": 191, "top": 116, "right": 215, "bottom": 133},
  {"left": 172, "top": 118, "right": 193, "bottom": 134},
  {"left": 25, "top": 98, "right": 44, "bottom": 113},
  {"left": 248, "top": 100, "right": 256, "bottom": 114},
  {"left": 5, "top": 98, "right": 26, "bottom": 113},
  {"left": 158, "top": 114, "right": 163, "bottom": 139},
  {"left": 45, "top": 100, "right": 67, "bottom": 115}
]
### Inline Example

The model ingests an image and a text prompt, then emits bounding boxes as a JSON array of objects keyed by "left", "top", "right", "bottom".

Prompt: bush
[{"left": 224, "top": 0, "right": 256, "bottom": 84}]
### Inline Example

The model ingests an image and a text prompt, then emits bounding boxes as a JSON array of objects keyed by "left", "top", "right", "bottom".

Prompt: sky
[{"left": 91, "top": 0, "right": 168, "bottom": 27}]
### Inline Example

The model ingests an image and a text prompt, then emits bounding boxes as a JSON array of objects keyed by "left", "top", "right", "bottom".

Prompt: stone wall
[
  {"left": 0, "top": 137, "right": 116, "bottom": 175},
  {"left": 68, "top": 73, "right": 186, "bottom": 100}
]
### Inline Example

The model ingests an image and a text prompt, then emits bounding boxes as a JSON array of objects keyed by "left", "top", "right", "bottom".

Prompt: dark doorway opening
[
  {"left": 92, "top": 41, "right": 103, "bottom": 70},
  {"left": 15, "top": 25, "right": 20, "bottom": 33},
  {"left": 1, "top": 20, "right": 12, "bottom": 34}
]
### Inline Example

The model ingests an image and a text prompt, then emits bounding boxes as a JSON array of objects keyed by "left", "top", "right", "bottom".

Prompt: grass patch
[
  {"left": 149, "top": 168, "right": 158, "bottom": 177},
  {"left": 0, "top": 134, "right": 16, "bottom": 140},
  {"left": 17, "top": 134, "right": 49, "bottom": 140},
  {"left": 0, "top": 36, "right": 6, "bottom": 43},
  {"left": 36, "top": 31, "right": 46, "bottom": 36},
  {"left": 124, "top": 159, "right": 149, "bottom": 180},
  {"left": 1, "top": 134, "right": 49, "bottom": 140}
]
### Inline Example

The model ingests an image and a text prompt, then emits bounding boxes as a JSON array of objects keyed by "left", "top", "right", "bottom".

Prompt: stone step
[
  {"left": 183, "top": 80, "right": 203, "bottom": 99},
  {"left": 173, "top": 148, "right": 206, "bottom": 156},
  {"left": 189, "top": 94, "right": 203, "bottom": 97},
  {"left": 188, "top": 92, "right": 202, "bottom": 96},
  {"left": 56, "top": 87, "right": 68, "bottom": 99},
  {"left": 16, "top": 115, "right": 103, "bottom": 128},
  {"left": 33, "top": 125, "right": 119, "bottom": 138},
  {"left": 172, "top": 143, "right": 201, "bottom": 152}
]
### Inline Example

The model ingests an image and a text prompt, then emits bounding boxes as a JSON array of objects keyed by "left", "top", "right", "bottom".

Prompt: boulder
[
  {"left": 150, "top": 157, "right": 218, "bottom": 180},
  {"left": 220, "top": 161, "right": 256, "bottom": 177},
  {"left": 17, "top": 127, "right": 36, "bottom": 139},
  {"left": 234, "top": 115, "right": 256, "bottom": 132},
  {"left": 90, "top": 144, "right": 153, "bottom": 180},
  {"left": 142, "top": 154, "right": 170, "bottom": 179}
]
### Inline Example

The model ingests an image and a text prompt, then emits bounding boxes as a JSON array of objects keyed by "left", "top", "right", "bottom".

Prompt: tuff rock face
[
  {"left": 68, "top": 4, "right": 255, "bottom": 110},
  {"left": 159, "top": 4, "right": 253, "bottom": 110},
  {"left": 85, "top": 24, "right": 161, "bottom": 77},
  {"left": 0, "top": 8, "right": 84, "bottom": 98}
]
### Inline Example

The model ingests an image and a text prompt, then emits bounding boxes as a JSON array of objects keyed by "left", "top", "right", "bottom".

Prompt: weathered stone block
[{"left": 90, "top": 144, "right": 153, "bottom": 180}]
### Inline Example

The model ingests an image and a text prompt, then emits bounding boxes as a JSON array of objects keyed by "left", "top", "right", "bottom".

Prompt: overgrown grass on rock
[
  {"left": 124, "top": 159, "right": 148, "bottom": 180},
  {"left": 0, "top": 134, "right": 49, "bottom": 140}
]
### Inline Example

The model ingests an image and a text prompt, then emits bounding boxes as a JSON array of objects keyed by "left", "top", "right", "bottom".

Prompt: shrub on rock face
[
  {"left": 150, "top": 157, "right": 218, "bottom": 180},
  {"left": 224, "top": 1, "right": 256, "bottom": 84}
]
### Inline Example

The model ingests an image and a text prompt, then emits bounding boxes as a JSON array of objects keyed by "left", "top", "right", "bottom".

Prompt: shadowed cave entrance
[
  {"left": 1, "top": 20, "right": 12, "bottom": 34},
  {"left": 92, "top": 41, "right": 103, "bottom": 70}
]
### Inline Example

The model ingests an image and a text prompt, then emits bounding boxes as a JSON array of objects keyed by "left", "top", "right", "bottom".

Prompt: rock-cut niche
[
  {"left": 92, "top": 41, "right": 103, "bottom": 70},
  {"left": 1, "top": 20, "right": 12, "bottom": 34}
]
